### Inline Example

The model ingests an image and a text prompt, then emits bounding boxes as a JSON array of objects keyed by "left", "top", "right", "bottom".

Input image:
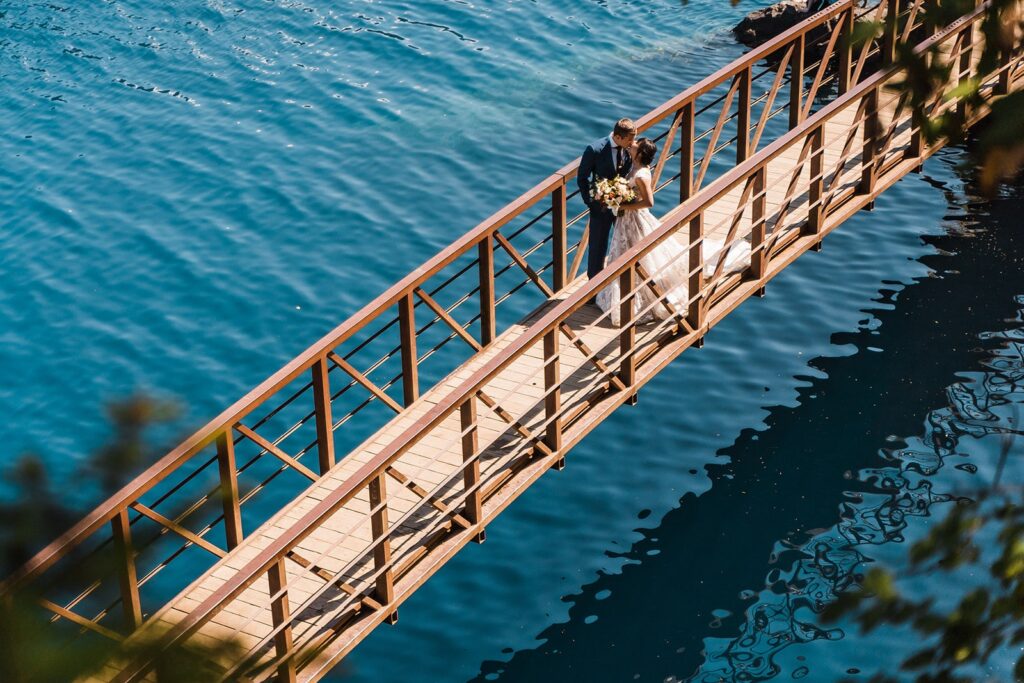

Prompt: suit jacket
[{"left": 577, "top": 137, "right": 633, "bottom": 210}]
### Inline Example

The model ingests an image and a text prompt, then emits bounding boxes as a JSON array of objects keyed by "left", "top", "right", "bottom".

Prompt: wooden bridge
[{"left": 5, "top": 1, "right": 1021, "bottom": 680}]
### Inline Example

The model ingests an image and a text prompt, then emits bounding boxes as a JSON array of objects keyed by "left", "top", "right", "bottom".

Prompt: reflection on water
[{"left": 694, "top": 319, "right": 1024, "bottom": 681}]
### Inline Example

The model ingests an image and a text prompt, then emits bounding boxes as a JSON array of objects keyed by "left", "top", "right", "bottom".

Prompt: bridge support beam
[
  {"left": 750, "top": 167, "right": 767, "bottom": 298},
  {"left": 859, "top": 86, "right": 881, "bottom": 197},
  {"left": 957, "top": 17, "right": 975, "bottom": 121},
  {"left": 479, "top": 236, "right": 497, "bottom": 346},
  {"left": 837, "top": 6, "right": 853, "bottom": 94},
  {"left": 111, "top": 509, "right": 142, "bottom": 632},
  {"left": 552, "top": 183, "right": 567, "bottom": 291},
  {"left": 687, "top": 213, "right": 705, "bottom": 347},
  {"left": 543, "top": 330, "right": 564, "bottom": 469},
  {"left": 217, "top": 431, "right": 244, "bottom": 550},
  {"left": 267, "top": 559, "right": 297, "bottom": 683},
  {"left": 737, "top": 66, "right": 752, "bottom": 163},
  {"left": 312, "top": 357, "right": 335, "bottom": 474},
  {"left": 805, "top": 126, "right": 825, "bottom": 239},
  {"left": 460, "top": 398, "right": 485, "bottom": 543},
  {"left": 679, "top": 102, "right": 695, "bottom": 202},
  {"left": 399, "top": 293, "right": 419, "bottom": 406},
  {"left": 368, "top": 474, "right": 397, "bottom": 623},
  {"left": 789, "top": 34, "right": 806, "bottom": 129},
  {"left": 882, "top": 0, "right": 899, "bottom": 65},
  {"left": 618, "top": 265, "right": 637, "bottom": 404},
  {"left": 618, "top": 266, "right": 634, "bottom": 387}
]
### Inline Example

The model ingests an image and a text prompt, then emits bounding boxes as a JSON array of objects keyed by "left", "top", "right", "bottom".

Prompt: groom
[{"left": 578, "top": 118, "right": 636, "bottom": 282}]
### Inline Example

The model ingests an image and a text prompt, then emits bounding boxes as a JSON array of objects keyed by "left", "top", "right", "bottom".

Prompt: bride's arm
[{"left": 624, "top": 173, "right": 654, "bottom": 210}]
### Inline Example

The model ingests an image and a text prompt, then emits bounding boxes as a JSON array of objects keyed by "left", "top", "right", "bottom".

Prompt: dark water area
[
  {"left": 4, "top": 0, "right": 1024, "bottom": 681},
  {"left": 464, "top": 173, "right": 1024, "bottom": 683}
]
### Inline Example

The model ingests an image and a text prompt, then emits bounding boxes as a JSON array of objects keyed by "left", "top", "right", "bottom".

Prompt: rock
[{"left": 732, "top": 0, "right": 830, "bottom": 48}]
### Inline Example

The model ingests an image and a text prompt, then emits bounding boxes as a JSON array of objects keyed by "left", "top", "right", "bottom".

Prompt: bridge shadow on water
[{"left": 470, "top": 175, "right": 1024, "bottom": 682}]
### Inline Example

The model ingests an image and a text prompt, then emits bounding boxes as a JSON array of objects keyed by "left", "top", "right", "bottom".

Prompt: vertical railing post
[
  {"left": 957, "top": 18, "right": 975, "bottom": 121},
  {"left": 618, "top": 265, "right": 636, "bottom": 394},
  {"left": 543, "top": 329, "right": 563, "bottom": 469},
  {"left": 750, "top": 167, "right": 767, "bottom": 296},
  {"left": 908, "top": 48, "right": 928, "bottom": 162},
  {"left": 398, "top": 293, "right": 418, "bottom": 406},
  {"left": 882, "top": 0, "right": 899, "bottom": 64},
  {"left": 460, "top": 397, "right": 485, "bottom": 543},
  {"left": 679, "top": 102, "right": 695, "bottom": 202},
  {"left": 996, "top": 16, "right": 1014, "bottom": 95},
  {"left": 737, "top": 66, "right": 752, "bottom": 163},
  {"left": 478, "top": 236, "right": 496, "bottom": 346},
  {"left": 552, "top": 183, "right": 567, "bottom": 291},
  {"left": 311, "top": 357, "right": 335, "bottom": 474},
  {"left": 806, "top": 126, "right": 825, "bottom": 239},
  {"left": 789, "top": 34, "right": 806, "bottom": 128},
  {"left": 368, "top": 473, "right": 397, "bottom": 623},
  {"left": 217, "top": 431, "right": 244, "bottom": 550},
  {"left": 859, "top": 87, "right": 881, "bottom": 198},
  {"left": 111, "top": 508, "right": 142, "bottom": 631},
  {"left": 267, "top": 559, "right": 297, "bottom": 683},
  {"left": 687, "top": 212, "right": 705, "bottom": 346},
  {"left": 838, "top": 6, "right": 853, "bottom": 94}
]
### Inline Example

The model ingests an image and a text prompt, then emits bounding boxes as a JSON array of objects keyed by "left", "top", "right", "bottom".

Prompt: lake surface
[{"left": 3, "top": 0, "right": 1022, "bottom": 681}]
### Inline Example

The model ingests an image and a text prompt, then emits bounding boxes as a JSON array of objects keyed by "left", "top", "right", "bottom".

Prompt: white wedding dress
[{"left": 596, "top": 166, "right": 752, "bottom": 326}]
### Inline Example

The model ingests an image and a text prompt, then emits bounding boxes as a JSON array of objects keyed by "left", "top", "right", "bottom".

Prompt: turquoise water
[{"left": 3, "top": 0, "right": 1023, "bottom": 680}]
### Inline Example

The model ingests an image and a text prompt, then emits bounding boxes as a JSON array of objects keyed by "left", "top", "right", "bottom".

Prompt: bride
[{"left": 596, "top": 137, "right": 751, "bottom": 326}]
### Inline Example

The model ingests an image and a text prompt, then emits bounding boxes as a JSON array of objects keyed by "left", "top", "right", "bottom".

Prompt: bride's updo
[{"left": 634, "top": 137, "right": 657, "bottom": 167}]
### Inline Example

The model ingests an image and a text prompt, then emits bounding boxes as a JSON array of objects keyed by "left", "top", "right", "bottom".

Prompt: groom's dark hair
[{"left": 613, "top": 118, "right": 636, "bottom": 138}]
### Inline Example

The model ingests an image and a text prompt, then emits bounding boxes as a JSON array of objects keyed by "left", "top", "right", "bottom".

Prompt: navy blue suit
[{"left": 578, "top": 137, "right": 633, "bottom": 280}]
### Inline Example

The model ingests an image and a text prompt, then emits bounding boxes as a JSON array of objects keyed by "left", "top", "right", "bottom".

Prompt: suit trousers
[{"left": 587, "top": 208, "right": 616, "bottom": 280}]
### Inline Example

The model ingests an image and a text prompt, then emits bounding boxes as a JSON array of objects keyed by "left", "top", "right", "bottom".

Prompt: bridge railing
[
  {"left": 2, "top": 0, "right": 899, "bottom": 648},
  {"left": 94, "top": 1, "right": 1012, "bottom": 679}
]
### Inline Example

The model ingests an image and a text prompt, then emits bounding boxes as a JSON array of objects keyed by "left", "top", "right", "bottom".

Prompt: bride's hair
[{"left": 634, "top": 138, "right": 657, "bottom": 167}]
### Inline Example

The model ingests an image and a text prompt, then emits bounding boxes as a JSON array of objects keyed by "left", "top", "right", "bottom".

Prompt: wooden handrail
[
  {"left": 1, "top": 0, "right": 862, "bottom": 598},
  {"left": 109, "top": 3, "right": 990, "bottom": 678}
]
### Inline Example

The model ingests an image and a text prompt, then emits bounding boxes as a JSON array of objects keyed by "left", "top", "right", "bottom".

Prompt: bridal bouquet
[{"left": 591, "top": 176, "right": 636, "bottom": 215}]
